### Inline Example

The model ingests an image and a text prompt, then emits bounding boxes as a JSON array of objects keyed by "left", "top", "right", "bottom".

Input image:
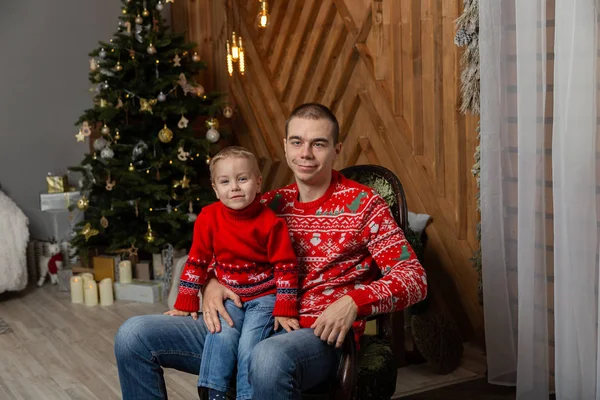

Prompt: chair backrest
[
  {"left": 339, "top": 164, "right": 409, "bottom": 367},
  {"left": 339, "top": 164, "right": 408, "bottom": 233}
]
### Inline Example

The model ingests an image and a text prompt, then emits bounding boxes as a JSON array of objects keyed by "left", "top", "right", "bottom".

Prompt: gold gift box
[{"left": 46, "top": 175, "right": 67, "bottom": 193}]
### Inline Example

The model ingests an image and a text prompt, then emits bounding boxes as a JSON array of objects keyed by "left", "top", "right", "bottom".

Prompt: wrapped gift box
[
  {"left": 46, "top": 175, "right": 68, "bottom": 193},
  {"left": 93, "top": 255, "right": 120, "bottom": 282},
  {"left": 113, "top": 280, "right": 165, "bottom": 304},
  {"left": 40, "top": 191, "right": 82, "bottom": 211},
  {"left": 57, "top": 269, "right": 73, "bottom": 292},
  {"left": 135, "top": 261, "right": 152, "bottom": 281}
]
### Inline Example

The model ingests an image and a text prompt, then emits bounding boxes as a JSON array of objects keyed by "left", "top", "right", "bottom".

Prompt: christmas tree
[{"left": 69, "top": 0, "right": 228, "bottom": 257}]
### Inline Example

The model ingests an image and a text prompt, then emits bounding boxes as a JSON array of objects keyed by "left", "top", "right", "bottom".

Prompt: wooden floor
[
  {"left": 0, "top": 284, "right": 492, "bottom": 400},
  {"left": 0, "top": 284, "right": 198, "bottom": 400}
]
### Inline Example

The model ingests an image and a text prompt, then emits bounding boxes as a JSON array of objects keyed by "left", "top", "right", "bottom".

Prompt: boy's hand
[
  {"left": 274, "top": 316, "right": 301, "bottom": 332},
  {"left": 164, "top": 309, "right": 199, "bottom": 320}
]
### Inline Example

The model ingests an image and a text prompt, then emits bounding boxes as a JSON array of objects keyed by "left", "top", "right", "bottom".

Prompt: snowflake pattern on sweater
[
  {"left": 261, "top": 170, "right": 427, "bottom": 335},
  {"left": 174, "top": 197, "right": 299, "bottom": 317}
]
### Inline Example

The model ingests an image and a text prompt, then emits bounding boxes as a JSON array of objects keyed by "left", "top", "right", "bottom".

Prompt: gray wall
[{"left": 0, "top": 1, "right": 132, "bottom": 240}]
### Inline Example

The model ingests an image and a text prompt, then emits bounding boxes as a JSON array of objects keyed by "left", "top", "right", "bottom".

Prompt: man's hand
[
  {"left": 311, "top": 295, "right": 358, "bottom": 348},
  {"left": 202, "top": 277, "right": 242, "bottom": 333},
  {"left": 274, "top": 316, "right": 301, "bottom": 332}
]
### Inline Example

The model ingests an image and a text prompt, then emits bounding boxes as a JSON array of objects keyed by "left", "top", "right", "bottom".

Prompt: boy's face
[
  {"left": 284, "top": 117, "right": 341, "bottom": 187},
  {"left": 211, "top": 157, "right": 262, "bottom": 210}
]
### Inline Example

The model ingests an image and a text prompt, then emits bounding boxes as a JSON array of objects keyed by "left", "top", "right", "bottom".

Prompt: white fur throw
[{"left": 0, "top": 190, "right": 29, "bottom": 293}]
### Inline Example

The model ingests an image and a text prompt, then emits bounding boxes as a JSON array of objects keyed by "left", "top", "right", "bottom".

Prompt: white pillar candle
[
  {"left": 80, "top": 272, "right": 95, "bottom": 283},
  {"left": 119, "top": 260, "right": 132, "bottom": 284},
  {"left": 99, "top": 278, "right": 114, "bottom": 306},
  {"left": 84, "top": 280, "right": 98, "bottom": 306},
  {"left": 70, "top": 276, "right": 84, "bottom": 304}
]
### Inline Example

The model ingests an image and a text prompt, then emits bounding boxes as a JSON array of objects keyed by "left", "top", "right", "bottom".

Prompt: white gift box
[
  {"left": 113, "top": 280, "right": 165, "bottom": 304},
  {"left": 40, "top": 191, "right": 82, "bottom": 211}
]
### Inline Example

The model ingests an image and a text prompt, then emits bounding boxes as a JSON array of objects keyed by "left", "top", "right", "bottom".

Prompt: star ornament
[
  {"left": 75, "top": 129, "right": 86, "bottom": 142},
  {"left": 173, "top": 54, "right": 181, "bottom": 67},
  {"left": 181, "top": 174, "right": 190, "bottom": 189},
  {"left": 139, "top": 98, "right": 158, "bottom": 114},
  {"left": 80, "top": 223, "right": 99, "bottom": 241}
]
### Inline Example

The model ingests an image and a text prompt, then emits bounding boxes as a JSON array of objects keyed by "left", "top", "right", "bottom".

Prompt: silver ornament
[
  {"left": 147, "top": 44, "right": 157, "bottom": 55},
  {"left": 157, "top": 92, "right": 166, "bottom": 102},
  {"left": 206, "top": 128, "right": 220, "bottom": 143},
  {"left": 101, "top": 146, "right": 114, "bottom": 159},
  {"left": 132, "top": 141, "right": 148, "bottom": 159},
  {"left": 156, "top": 1, "right": 164, "bottom": 11},
  {"left": 93, "top": 137, "right": 108, "bottom": 151},
  {"left": 187, "top": 213, "right": 197, "bottom": 222},
  {"left": 99, "top": 48, "right": 107, "bottom": 58},
  {"left": 101, "top": 125, "right": 110, "bottom": 134},
  {"left": 135, "top": 15, "right": 144, "bottom": 24},
  {"left": 103, "top": 81, "right": 109, "bottom": 90}
]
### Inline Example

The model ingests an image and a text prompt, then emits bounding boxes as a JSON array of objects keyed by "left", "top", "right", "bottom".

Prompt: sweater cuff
[
  {"left": 346, "top": 289, "right": 373, "bottom": 319},
  {"left": 273, "top": 300, "right": 298, "bottom": 318},
  {"left": 174, "top": 294, "right": 200, "bottom": 313}
]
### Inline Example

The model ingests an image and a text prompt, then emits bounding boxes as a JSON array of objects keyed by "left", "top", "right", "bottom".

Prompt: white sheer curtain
[{"left": 480, "top": 0, "right": 600, "bottom": 399}]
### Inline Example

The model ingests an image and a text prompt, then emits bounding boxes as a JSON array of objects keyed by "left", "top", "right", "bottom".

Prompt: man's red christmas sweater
[
  {"left": 261, "top": 170, "right": 428, "bottom": 336},
  {"left": 174, "top": 197, "right": 298, "bottom": 317}
]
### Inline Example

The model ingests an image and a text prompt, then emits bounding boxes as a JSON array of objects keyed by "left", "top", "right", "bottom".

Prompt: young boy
[{"left": 165, "top": 146, "right": 299, "bottom": 400}]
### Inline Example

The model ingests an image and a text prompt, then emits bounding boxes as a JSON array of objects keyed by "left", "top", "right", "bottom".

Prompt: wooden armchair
[
  {"left": 199, "top": 165, "right": 412, "bottom": 400},
  {"left": 324, "top": 164, "right": 410, "bottom": 400}
]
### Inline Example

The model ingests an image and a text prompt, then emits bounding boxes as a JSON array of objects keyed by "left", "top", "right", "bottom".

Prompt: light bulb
[
  {"left": 231, "top": 32, "right": 239, "bottom": 61},
  {"left": 226, "top": 40, "right": 234, "bottom": 76},
  {"left": 238, "top": 37, "right": 245, "bottom": 75},
  {"left": 256, "top": 1, "right": 270, "bottom": 28}
]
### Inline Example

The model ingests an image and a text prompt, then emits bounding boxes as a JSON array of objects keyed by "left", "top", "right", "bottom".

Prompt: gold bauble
[
  {"left": 77, "top": 196, "right": 89, "bottom": 211},
  {"left": 128, "top": 163, "right": 135, "bottom": 172},
  {"left": 142, "top": 8, "right": 150, "bottom": 17},
  {"left": 192, "top": 52, "right": 201, "bottom": 62},
  {"left": 205, "top": 117, "right": 219, "bottom": 130},
  {"left": 100, "top": 216, "right": 109, "bottom": 228},
  {"left": 115, "top": 62, "right": 123, "bottom": 72},
  {"left": 135, "top": 14, "right": 144, "bottom": 24},
  {"left": 205, "top": 155, "right": 212, "bottom": 165},
  {"left": 158, "top": 124, "right": 173, "bottom": 143},
  {"left": 144, "top": 222, "right": 156, "bottom": 243},
  {"left": 101, "top": 124, "right": 110, "bottom": 134},
  {"left": 114, "top": 129, "right": 121, "bottom": 141}
]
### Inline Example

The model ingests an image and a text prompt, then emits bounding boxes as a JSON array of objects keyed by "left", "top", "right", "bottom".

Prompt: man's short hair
[
  {"left": 285, "top": 103, "right": 340, "bottom": 143},
  {"left": 209, "top": 146, "right": 261, "bottom": 182}
]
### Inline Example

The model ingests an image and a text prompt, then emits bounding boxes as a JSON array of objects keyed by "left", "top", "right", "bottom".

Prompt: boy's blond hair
[{"left": 209, "top": 146, "right": 261, "bottom": 182}]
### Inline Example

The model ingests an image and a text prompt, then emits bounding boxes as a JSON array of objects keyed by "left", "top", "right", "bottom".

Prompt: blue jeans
[
  {"left": 115, "top": 314, "right": 339, "bottom": 399},
  {"left": 199, "top": 295, "right": 276, "bottom": 400}
]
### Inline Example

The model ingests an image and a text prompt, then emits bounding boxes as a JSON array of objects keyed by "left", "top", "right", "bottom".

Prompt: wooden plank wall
[{"left": 172, "top": 0, "right": 483, "bottom": 343}]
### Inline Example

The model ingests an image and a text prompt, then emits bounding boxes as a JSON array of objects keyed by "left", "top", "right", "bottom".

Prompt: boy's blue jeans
[
  {"left": 114, "top": 304, "right": 340, "bottom": 399},
  {"left": 199, "top": 294, "right": 276, "bottom": 400}
]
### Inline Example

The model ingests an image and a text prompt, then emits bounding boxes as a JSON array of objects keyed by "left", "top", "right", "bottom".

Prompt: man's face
[
  {"left": 211, "top": 157, "right": 262, "bottom": 210},
  {"left": 284, "top": 117, "right": 341, "bottom": 186}
]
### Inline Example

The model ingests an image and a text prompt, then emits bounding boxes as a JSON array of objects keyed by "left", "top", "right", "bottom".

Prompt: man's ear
[
  {"left": 334, "top": 142, "right": 342, "bottom": 157},
  {"left": 211, "top": 183, "right": 219, "bottom": 199}
]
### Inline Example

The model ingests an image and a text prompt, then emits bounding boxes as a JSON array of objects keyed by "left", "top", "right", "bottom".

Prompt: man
[{"left": 114, "top": 103, "right": 427, "bottom": 399}]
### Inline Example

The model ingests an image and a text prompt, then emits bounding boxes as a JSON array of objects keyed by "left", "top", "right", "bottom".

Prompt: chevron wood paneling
[{"left": 173, "top": 0, "right": 483, "bottom": 344}]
